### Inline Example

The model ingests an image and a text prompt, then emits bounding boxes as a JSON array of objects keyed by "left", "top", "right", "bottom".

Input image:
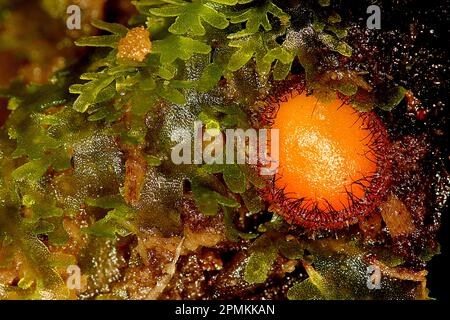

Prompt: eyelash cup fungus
[{"left": 261, "top": 89, "right": 392, "bottom": 230}]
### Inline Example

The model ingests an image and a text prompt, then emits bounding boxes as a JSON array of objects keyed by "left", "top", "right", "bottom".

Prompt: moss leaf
[
  {"left": 153, "top": 35, "right": 211, "bottom": 64},
  {"left": 376, "top": 86, "right": 407, "bottom": 111},
  {"left": 244, "top": 249, "right": 277, "bottom": 284},
  {"left": 71, "top": 75, "right": 116, "bottom": 113},
  {"left": 91, "top": 19, "right": 129, "bottom": 35},
  {"left": 228, "top": 1, "right": 289, "bottom": 39},
  {"left": 198, "top": 62, "right": 225, "bottom": 92},
  {"left": 150, "top": 1, "right": 229, "bottom": 36},
  {"left": 75, "top": 35, "right": 122, "bottom": 48},
  {"left": 227, "top": 35, "right": 264, "bottom": 71},
  {"left": 192, "top": 184, "right": 239, "bottom": 216}
]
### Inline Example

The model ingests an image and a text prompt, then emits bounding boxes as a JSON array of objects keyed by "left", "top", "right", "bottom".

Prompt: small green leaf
[
  {"left": 48, "top": 148, "right": 71, "bottom": 172},
  {"left": 18, "top": 277, "right": 35, "bottom": 290},
  {"left": 273, "top": 60, "right": 292, "bottom": 80},
  {"left": 132, "top": 0, "right": 166, "bottom": 8},
  {"left": 244, "top": 249, "right": 277, "bottom": 284},
  {"left": 223, "top": 165, "right": 246, "bottom": 193},
  {"left": 86, "top": 195, "right": 126, "bottom": 210},
  {"left": 150, "top": 1, "right": 228, "bottom": 36},
  {"left": 75, "top": 35, "right": 122, "bottom": 48},
  {"left": 84, "top": 213, "right": 131, "bottom": 238},
  {"left": 139, "top": 77, "right": 157, "bottom": 91},
  {"left": 116, "top": 74, "right": 140, "bottom": 92},
  {"left": 210, "top": 0, "right": 239, "bottom": 4},
  {"left": 11, "top": 123, "right": 61, "bottom": 160},
  {"left": 241, "top": 187, "right": 263, "bottom": 213},
  {"left": 198, "top": 63, "right": 225, "bottom": 92},
  {"left": 158, "top": 64, "right": 177, "bottom": 80},
  {"left": 312, "top": 20, "right": 326, "bottom": 32},
  {"left": 319, "top": 33, "right": 352, "bottom": 57},
  {"left": 145, "top": 155, "right": 163, "bottom": 167},
  {"left": 170, "top": 80, "right": 197, "bottom": 89},
  {"left": 192, "top": 184, "right": 239, "bottom": 216},
  {"left": 33, "top": 220, "right": 55, "bottom": 235},
  {"left": 72, "top": 75, "right": 116, "bottom": 113},
  {"left": 91, "top": 19, "right": 129, "bottom": 35},
  {"left": 228, "top": 2, "right": 289, "bottom": 39},
  {"left": 83, "top": 203, "right": 136, "bottom": 239},
  {"left": 376, "top": 86, "right": 407, "bottom": 111},
  {"left": 12, "top": 159, "right": 49, "bottom": 182},
  {"left": 328, "top": 13, "right": 341, "bottom": 24},
  {"left": 334, "top": 82, "right": 358, "bottom": 96},
  {"left": 223, "top": 207, "right": 258, "bottom": 242},
  {"left": 192, "top": 185, "right": 219, "bottom": 216},
  {"left": 287, "top": 278, "right": 324, "bottom": 300},
  {"left": 261, "top": 46, "right": 294, "bottom": 78},
  {"left": 203, "top": 164, "right": 249, "bottom": 194},
  {"left": 227, "top": 35, "right": 263, "bottom": 71},
  {"left": 94, "top": 83, "right": 117, "bottom": 104},
  {"left": 47, "top": 219, "right": 70, "bottom": 246},
  {"left": 157, "top": 81, "right": 186, "bottom": 105},
  {"left": 215, "top": 193, "right": 240, "bottom": 208},
  {"left": 241, "top": 165, "right": 266, "bottom": 189},
  {"left": 326, "top": 25, "right": 348, "bottom": 39},
  {"left": 153, "top": 35, "right": 211, "bottom": 64},
  {"left": 7, "top": 97, "right": 21, "bottom": 110},
  {"left": 131, "top": 89, "right": 158, "bottom": 116},
  {"left": 278, "top": 238, "right": 304, "bottom": 259}
]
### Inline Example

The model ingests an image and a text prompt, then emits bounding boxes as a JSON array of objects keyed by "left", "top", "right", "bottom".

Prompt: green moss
[
  {"left": 227, "top": 1, "right": 289, "bottom": 39},
  {"left": 149, "top": 1, "right": 229, "bottom": 36},
  {"left": 245, "top": 249, "right": 278, "bottom": 284},
  {"left": 0, "top": 0, "right": 433, "bottom": 300}
]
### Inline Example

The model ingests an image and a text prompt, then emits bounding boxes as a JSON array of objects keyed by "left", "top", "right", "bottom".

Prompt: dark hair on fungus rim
[{"left": 257, "top": 80, "right": 392, "bottom": 230}]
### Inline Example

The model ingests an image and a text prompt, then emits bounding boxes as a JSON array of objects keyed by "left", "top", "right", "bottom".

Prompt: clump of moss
[{"left": 0, "top": 0, "right": 440, "bottom": 300}]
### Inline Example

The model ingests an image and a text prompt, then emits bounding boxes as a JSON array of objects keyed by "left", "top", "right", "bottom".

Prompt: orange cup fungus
[{"left": 262, "top": 89, "right": 391, "bottom": 229}]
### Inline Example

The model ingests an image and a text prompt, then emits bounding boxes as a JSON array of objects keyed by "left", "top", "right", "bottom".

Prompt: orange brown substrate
[{"left": 262, "top": 90, "right": 391, "bottom": 229}]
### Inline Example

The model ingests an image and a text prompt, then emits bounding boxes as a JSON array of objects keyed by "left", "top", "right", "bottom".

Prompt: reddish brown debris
[{"left": 123, "top": 146, "right": 148, "bottom": 205}]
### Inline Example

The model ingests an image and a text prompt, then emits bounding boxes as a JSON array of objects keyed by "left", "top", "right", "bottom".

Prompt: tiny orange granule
[{"left": 117, "top": 27, "right": 152, "bottom": 62}]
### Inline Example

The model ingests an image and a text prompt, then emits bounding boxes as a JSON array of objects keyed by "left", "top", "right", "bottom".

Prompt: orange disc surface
[{"left": 272, "top": 92, "right": 378, "bottom": 212}]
